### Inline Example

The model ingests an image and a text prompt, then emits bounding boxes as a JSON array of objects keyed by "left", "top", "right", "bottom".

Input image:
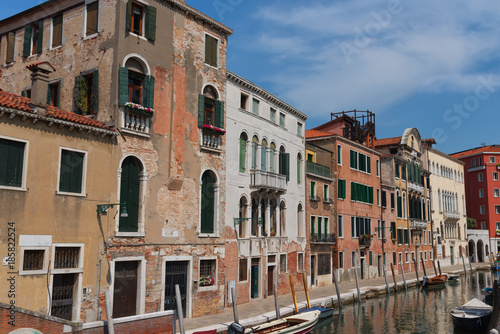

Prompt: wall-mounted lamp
[{"left": 96, "top": 203, "right": 128, "bottom": 217}]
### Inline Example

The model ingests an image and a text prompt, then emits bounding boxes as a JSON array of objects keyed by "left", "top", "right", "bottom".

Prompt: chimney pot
[{"left": 27, "top": 62, "right": 56, "bottom": 116}]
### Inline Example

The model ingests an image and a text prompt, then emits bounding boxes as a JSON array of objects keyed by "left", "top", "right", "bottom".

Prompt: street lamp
[{"left": 96, "top": 203, "right": 128, "bottom": 217}]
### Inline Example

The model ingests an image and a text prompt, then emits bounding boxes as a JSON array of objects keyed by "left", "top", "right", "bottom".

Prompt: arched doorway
[
  {"left": 477, "top": 240, "right": 484, "bottom": 262},
  {"left": 468, "top": 240, "right": 475, "bottom": 262}
]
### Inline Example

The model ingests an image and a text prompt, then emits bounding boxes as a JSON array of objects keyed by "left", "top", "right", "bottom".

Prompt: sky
[{"left": 3, "top": 0, "right": 500, "bottom": 155}]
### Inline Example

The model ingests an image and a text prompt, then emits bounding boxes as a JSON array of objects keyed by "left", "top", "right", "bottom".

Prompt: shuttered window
[
  {"left": 119, "top": 157, "right": 140, "bottom": 232},
  {"left": 397, "top": 195, "right": 402, "bottom": 217},
  {"left": 52, "top": 15, "right": 63, "bottom": 48},
  {"left": 59, "top": 149, "right": 85, "bottom": 194},
  {"left": 311, "top": 216, "right": 315, "bottom": 235},
  {"left": 390, "top": 193, "right": 395, "bottom": 209},
  {"left": 397, "top": 229, "right": 403, "bottom": 245},
  {"left": 197, "top": 95, "right": 224, "bottom": 129},
  {"left": 201, "top": 171, "right": 216, "bottom": 234},
  {"left": 6, "top": 32, "right": 15, "bottom": 63},
  {"left": 23, "top": 26, "right": 32, "bottom": 57},
  {"left": 0, "top": 138, "right": 26, "bottom": 188},
  {"left": 297, "top": 155, "right": 301, "bottom": 184},
  {"left": 390, "top": 222, "right": 396, "bottom": 240},
  {"left": 86, "top": 1, "right": 99, "bottom": 36},
  {"left": 239, "top": 135, "right": 246, "bottom": 173},
  {"left": 205, "top": 34, "right": 218, "bottom": 67},
  {"left": 338, "top": 179, "right": 346, "bottom": 199},
  {"left": 47, "top": 80, "right": 61, "bottom": 107},
  {"left": 404, "top": 229, "right": 409, "bottom": 245},
  {"left": 74, "top": 71, "right": 98, "bottom": 115},
  {"left": 337, "top": 145, "right": 342, "bottom": 165},
  {"left": 381, "top": 190, "right": 387, "bottom": 207},
  {"left": 350, "top": 182, "right": 373, "bottom": 204}
]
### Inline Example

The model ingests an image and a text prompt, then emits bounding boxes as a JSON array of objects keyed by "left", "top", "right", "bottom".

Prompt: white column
[{"left": 265, "top": 198, "right": 271, "bottom": 236}]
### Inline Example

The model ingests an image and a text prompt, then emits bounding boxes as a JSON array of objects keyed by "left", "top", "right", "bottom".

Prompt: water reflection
[{"left": 312, "top": 271, "right": 494, "bottom": 334}]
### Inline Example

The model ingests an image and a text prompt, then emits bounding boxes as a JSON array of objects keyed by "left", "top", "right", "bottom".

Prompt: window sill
[
  {"left": 116, "top": 232, "right": 145, "bottom": 238},
  {"left": 50, "top": 45, "right": 63, "bottom": 51},
  {"left": 19, "top": 269, "right": 48, "bottom": 276},
  {"left": 198, "top": 233, "right": 219, "bottom": 238},
  {"left": 204, "top": 62, "right": 219, "bottom": 70},
  {"left": 51, "top": 268, "right": 84, "bottom": 275},
  {"left": 83, "top": 33, "right": 99, "bottom": 41},
  {"left": 56, "top": 191, "right": 87, "bottom": 198},
  {"left": 128, "top": 32, "right": 148, "bottom": 41},
  {"left": 0, "top": 186, "right": 27, "bottom": 192},
  {"left": 198, "top": 284, "right": 218, "bottom": 292}
]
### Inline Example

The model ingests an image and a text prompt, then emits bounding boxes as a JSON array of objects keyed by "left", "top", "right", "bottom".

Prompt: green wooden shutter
[
  {"left": 297, "top": 156, "right": 301, "bottom": 184},
  {"left": 146, "top": 6, "right": 156, "bottom": 41},
  {"left": 215, "top": 100, "right": 224, "bottom": 129},
  {"left": 143, "top": 75, "right": 150, "bottom": 107},
  {"left": 119, "top": 157, "right": 140, "bottom": 232},
  {"left": 311, "top": 216, "right": 315, "bottom": 235},
  {"left": 367, "top": 156, "right": 371, "bottom": 173},
  {"left": 74, "top": 75, "right": 84, "bottom": 114},
  {"left": 126, "top": 0, "right": 132, "bottom": 32},
  {"left": 21, "top": 90, "right": 27, "bottom": 97},
  {"left": 341, "top": 179, "right": 346, "bottom": 199},
  {"left": 7, "top": 32, "right": 15, "bottom": 63},
  {"left": 239, "top": 138, "right": 246, "bottom": 173},
  {"left": 201, "top": 172, "right": 215, "bottom": 234},
  {"left": 251, "top": 143, "right": 257, "bottom": 169},
  {"left": 118, "top": 67, "right": 129, "bottom": 106},
  {"left": 36, "top": 20, "right": 43, "bottom": 54},
  {"left": 283, "top": 153, "right": 290, "bottom": 181},
  {"left": 0, "top": 139, "right": 25, "bottom": 187},
  {"left": 23, "top": 26, "right": 32, "bottom": 57},
  {"left": 92, "top": 70, "right": 99, "bottom": 113},
  {"left": 317, "top": 217, "right": 322, "bottom": 235},
  {"left": 369, "top": 251, "right": 373, "bottom": 266},
  {"left": 261, "top": 145, "right": 266, "bottom": 170},
  {"left": 350, "top": 150, "right": 355, "bottom": 168},
  {"left": 368, "top": 187, "right": 373, "bottom": 204},
  {"left": 351, "top": 182, "right": 355, "bottom": 200},
  {"left": 47, "top": 84, "right": 52, "bottom": 105},
  {"left": 59, "top": 150, "right": 83, "bottom": 194},
  {"left": 198, "top": 94, "right": 205, "bottom": 127},
  {"left": 397, "top": 196, "right": 402, "bottom": 217},
  {"left": 310, "top": 181, "right": 314, "bottom": 198}
]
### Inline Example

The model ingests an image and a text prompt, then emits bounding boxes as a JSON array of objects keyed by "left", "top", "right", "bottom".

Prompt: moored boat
[
  {"left": 422, "top": 275, "right": 448, "bottom": 288},
  {"left": 300, "top": 306, "right": 334, "bottom": 318},
  {"left": 450, "top": 298, "right": 492, "bottom": 332},
  {"left": 492, "top": 261, "right": 500, "bottom": 271},
  {"left": 228, "top": 310, "right": 320, "bottom": 334}
]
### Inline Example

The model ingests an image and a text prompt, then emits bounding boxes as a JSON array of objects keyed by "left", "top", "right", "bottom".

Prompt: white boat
[
  {"left": 228, "top": 310, "right": 320, "bottom": 334},
  {"left": 450, "top": 298, "right": 493, "bottom": 332}
]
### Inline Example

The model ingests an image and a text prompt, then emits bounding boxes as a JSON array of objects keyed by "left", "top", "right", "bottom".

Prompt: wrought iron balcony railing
[{"left": 306, "top": 161, "right": 331, "bottom": 179}]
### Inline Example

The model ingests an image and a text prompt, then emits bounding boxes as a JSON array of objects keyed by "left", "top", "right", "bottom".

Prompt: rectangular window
[
  {"left": 0, "top": 137, "right": 27, "bottom": 189},
  {"left": 430, "top": 250, "right": 433, "bottom": 260},
  {"left": 337, "top": 145, "right": 342, "bottom": 165},
  {"left": 279, "top": 112, "right": 285, "bottom": 127},
  {"left": 270, "top": 108, "right": 276, "bottom": 122},
  {"left": 405, "top": 252, "right": 409, "bottom": 263},
  {"left": 310, "top": 181, "right": 316, "bottom": 199},
  {"left": 480, "top": 205, "right": 485, "bottom": 214},
  {"left": 131, "top": 3, "right": 144, "bottom": 35},
  {"left": 58, "top": 148, "right": 86, "bottom": 195},
  {"left": 54, "top": 247, "right": 80, "bottom": 269},
  {"left": 382, "top": 190, "right": 387, "bottom": 207},
  {"left": 352, "top": 252, "right": 356, "bottom": 267},
  {"left": 297, "top": 253, "right": 304, "bottom": 272},
  {"left": 496, "top": 206, "right": 500, "bottom": 214},
  {"left": 376, "top": 160, "right": 380, "bottom": 177},
  {"left": 393, "top": 252, "right": 397, "bottom": 265},
  {"left": 391, "top": 222, "right": 396, "bottom": 240},
  {"left": 252, "top": 98, "right": 259, "bottom": 115},
  {"left": 48, "top": 81, "right": 60, "bottom": 107},
  {"left": 401, "top": 165, "right": 407, "bottom": 181},
  {"left": 495, "top": 189, "right": 500, "bottom": 197},
  {"left": 52, "top": 15, "right": 63, "bottom": 48},
  {"left": 350, "top": 181, "right": 373, "bottom": 204},
  {"left": 205, "top": 34, "right": 218, "bottom": 67},
  {"left": 404, "top": 229, "right": 409, "bottom": 245},
  {"left": 240, "top": 93, "right": 248, "bottom": 110},
  {"left": 317, "top": 217, "right": 322, "bottom": 236},
  {"left": 75, "top": 70, "right": 99, "bottom": 115},
  {"left": 239, "top": 258, "right": 247, "bottom": 282},
  {"left": 324, "top": 217, "right": 328, "bottom": 235},
  {"left": 390, "top": 193, "right": 395, "bottom": 209},
  {"left": 377, "top": 189, "right": 380, "bottom": 206},
  {"left": 6, "top": 31, "right": 15, "bottom": 63},
  {"left": 397, "top": 228, "right": 403, "bottom": 245},
  {"left": 395, "top": 163, "right": 400, "bottom": 178},
  {"left": 338, "top": 179, "right": 346, "bottom": 199},
  {"left": 494, "top": 172, "right": 499, "bottom": 181},
  {"left": 297, "top": 122, "right": 303, "bottom": 136},
  {"left": 350, "top": 150, "right": 370, "bottom": 173},
  {"left": 23, "top": 250, "right": 44, "bottom": 271},
  {"left": 338, "top": 215, "right": 343, "bottom": 238},
  {"left": 280, "top": 254, "right": 287, "bottom": 273},
  {"left": 200, "top": 259, "right": 216, "bottom": 286},
  {"left": 311, "top": 216, "right": 316, "bottom": 236},
  {"left": 479, "top": 173, "right": 484, "bottom": 182},
  {"left": 479, "top": 189, "right": 484, "bottom": 198},
  {"left": 491, "top": 157, "right": 496, "bottom": 163},
  {"left": 86, "top": 1, "right": 99, "bottom": 36},
  {"left": 323, "top": 184, "right": 329, "bottom": 201},
  {"left": 338, "top": 252, "right": 344, "bottom": 269},
  {"left": 369, "top": 251, "right": 373, "bottom": 266}
]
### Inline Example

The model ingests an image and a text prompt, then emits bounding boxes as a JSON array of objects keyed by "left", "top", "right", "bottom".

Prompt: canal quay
[{"left": 182, "top": 263, "right": 493, "bottom": 333}]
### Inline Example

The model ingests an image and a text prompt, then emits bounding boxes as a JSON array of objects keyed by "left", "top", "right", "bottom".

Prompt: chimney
[{"left": 27, "top": 62, "right": 56, "bottom": 116}]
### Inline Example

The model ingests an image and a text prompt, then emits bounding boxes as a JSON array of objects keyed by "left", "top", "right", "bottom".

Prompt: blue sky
[{"left": 3, "top": 0, "right": 500, "bottom": 154}]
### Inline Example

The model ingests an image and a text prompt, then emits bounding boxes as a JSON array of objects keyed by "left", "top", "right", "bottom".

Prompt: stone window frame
[
  {"left": 279, "top": 253, "right": 287, "bottom": 274},
  {"left": 297, "top": 252, "right": 304, "bottom": 272},
  {"left": 56, "top": 146, "right": 88, "bottom": 197},
  {"left": 198, "top": 168, "right": 220, "bottom": 238},
  {"left": 0, "top": 135, "right": 29, "bottom": 191},
  {"left": 19, "top": 246, "right": 50, "bottom": 275},
  {"left": 204, "top": 32, "right": 220, "bottom": 69},
  {"left": 83, "top": 0, "right": 101, "bottom": 40},
  {"left": 198, "top": 256, "right": 218, "bottom": 292}
]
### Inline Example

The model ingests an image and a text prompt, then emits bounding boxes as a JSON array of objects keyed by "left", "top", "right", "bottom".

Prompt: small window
[
  {"left": 337, "top": 145, "right": 342, "bottom": 165},
  {"left": 479, "top": 173, "right": 484, "bottom": 182},
  {"left": 54, "top": 247, "right": 80, "bottom": 269},
  {"left": 280, "top": 254, "right": 287, "bottom": 273},
  {"left": 270, "top": 108, "right": 276, "bottom": 123},
  {"left": 323, "top": 184, "right": 329, "bottom": 201},
  {"left": 31, "top": 23, "right": 40, "bottom": 56},
  {"left": 52, "top": 15, "right": 63, "bottom": 48},
  {"left": 23, "top": 250, "right": 45, "bottom": 271},
  {"left": 279, "top": 113, "right": 285, "bottom": 127},
  {"left": 480, "top": 205, "right": 485, "bottom": 214},
  {"left": 479, "top": 189, "right": 484, "bottom": 198},
  {"left": 376, "top": 160, "right": 380, "bottom": 177},
  {"left": 310, "top": 181, "right": 316, "bottom": 199},
  {"left": 205, "top": 34, "right": 218, "bottom": 67},
  {"left": 252, "top": 98, "right": 259, "bottom": 115},
  {"left": 338, "top": 215, "right": 343, "bottom": 238},
  {"left": 496, "top": 206, "right": 500, "bottom": 214},
  {"left": 495, "top": 189, "right": 500, "bottom": 197},
  {"left": 200, "top": 259, "right": 216, "bottom": 286},
  {"left": 0, "top": 137, "right": 27, "bottom": 189},
  {"left": 58, "top": 148, "right": 86, "bottom": 195},
  {"left": 74, "top": 71, "right": 98, "bottom": 115},
  {"left": 338, "top": 252, "right": 344, "bottom": 268},
  {"left": 131, "top": 3, "right": 144, "bottom": 35},
  {"left": 48, "top": 81, "right": 60, "bottom": 107},
  {"left": 297, "top": 122, "right": 303, "bottom": 136},
  {"left": 86, "top": 1, "right": 99, "bottom": 36},
  {"left": 6, "top": 32, "right": 15, "bottom": 63},
  {"left": 297, "top": 253, "right": 304, "bottom": 272},
  {"left": 240, "top": 93, "right": 248, "bottom": 110},
  {"left": 491, "top": 157, "right": 495, "bottom": 163},
  {"left": 494, "top": 172, "right": 499, "bottom": 181},
  {"left": 239, "top": 258, "right": 247, "bottom": 282}
]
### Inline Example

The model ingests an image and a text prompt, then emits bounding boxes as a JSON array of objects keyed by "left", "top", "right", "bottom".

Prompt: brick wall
[{"left": 82, "top": 312, "right": 174, "bottom": 334}]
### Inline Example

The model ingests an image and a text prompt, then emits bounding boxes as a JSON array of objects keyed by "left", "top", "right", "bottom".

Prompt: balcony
[
  {"left": 306, "top": 161, "right": 331, "bottom": 179},
  {"left": 250, "top": 170, "right": 287, "bottom": 192},
  {"left": 359, "top": 235, "right": 372, "bottom": 247},
  {"left": 310, "top": 233, "right": 336, "bottom": 243},
  {"left": 408, "top": 181, "right": 424, "bottom": 194},
  {"left": 410, "top": 220, "right": 427, "bottom": 230},
  {"left": 121, "top": 109, "right": 151, "bottom": 136},
  {"left": 323, "top": 197, "right": 333, "bottom": 205},
  {"left": 443, "top": 211, "right": 460, "bottom": 222},
  {"left": 201, "top": 130, "right": 223, "bottom": 152},
  {"left": 310, "top": 195, "right": 321, "bottom": 202}
]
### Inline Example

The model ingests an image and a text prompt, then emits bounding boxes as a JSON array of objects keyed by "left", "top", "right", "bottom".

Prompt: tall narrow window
[
  {"left": 240, "top": 93, "right": 248, "bottom": 110},
  {"left": 205, "top": 34, "right": 218, "bottom": 67},
  {"left": 338, "top": 215, "right": 343, "bottom": 237},
  {"left": 201, "top": 171, "right": 217, "bottom": 234},
  {"left": 297, "top": 122, "right": 303, "bottom": 136},
  {"left": 269, "top": 143, "right": 276, "bottom": 173},
  {"left": 74, "top": 71, "right": 98, "bottom": 115},
  {"left": 279, "top": 113, "right": 285, "bottom": 127},
  {"left": 58, "top": 149, "right": 86, "bottom": 194},
  {"left": 252, "top": 98, "right": 259, "bottom": 115},
  {"left": 337, "top": 145, "right": 342, "bottom": 165},
  {"left": 52, "top": 15, "right": 63, "bottom": 48},
  {"left": 270, "top": 108, "right": 276, "bottom": 123},
  {"left": 119, "top": 157, "right": 141, "bottom": 232},
  {"left": 0, "top": 138, "right": 27, "bottom": 188},
  {"left": 239, "top": 133, "right": 247, "bottom": 173},
  {"left": 131, "top": 3, "right": 144, "bottom": 35},
  {"left": 251, "top": 136, "right": 258, "bottom": 170},
  {"left": 86, "top": 1, "right": 99, "bottom": 36},
  {"left": 260, "top": 139, "right": 268, "bottom": 171},
  {"left": 6, "top": 32, "right": 15, "bottom": 63},
  {"left": 297, "top": 153, "right": 302, "bottom": 184}
]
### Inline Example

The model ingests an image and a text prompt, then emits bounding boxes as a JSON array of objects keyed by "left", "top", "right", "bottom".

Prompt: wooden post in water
[
  {"left": 488, "top": 280, "right": 500, "bottom": 332},
  {"left": 437, "top": 260, "right": 442, "bottom": 276},
  {"left": 468, "top": 256, "right": 473, "bottom": 274},
  {"left": 383, "top": 264, "right": 390, "bottom": 295},
  {"left": 354, "top": 258, "right": 361, "bottom": 302},
  {"left": 274, "top": 268, "right": 280, "bottom": 320},
  {"left": 432, "top": 260, "right": 438, "bottom": 276},
  {"left": 175, "top": 285, "right": 185, "bottom": 334},
  {"left": 302, "top": 272, "right": 311, "bottom": 308},
  {"left": 289, "top": 275, "right": 299, "bottom": 313},
  {"left": 421, "top": 258, "right": 428, "bottom": 277},
  {"left": 333, "top": 270, "right": 343, "bottom": 308},
  {"left": 104, "top": 290, "right": 114, "bottom": 334},
  {"left": 399, "top": 261, "right": 407, "bottom": 290},
  {"left": 461, "top": 255, "right": 467, "bottom": 277},
  {"left": 390, "top": 263, "right": 398, "bottom": 293},
  {"left": 231, "top": 286, "right": 239, "bottom": 323},
  {"left": 413, "top": 257, "right": 420, "bottom": 286}
]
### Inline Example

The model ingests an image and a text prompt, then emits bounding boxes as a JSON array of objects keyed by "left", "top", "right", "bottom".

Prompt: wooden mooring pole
[
  {"left": 437, "top": 260, "right": 442, "bottom": 276},
  {"left": 432, "top": 260, "right": 438, "bottom": 276},
  {"left": 461, "top": 255, "right": 467, "bottom": 277},
  {"left": 274, "top": 268, "right": 280, "bottom": 320},
  {"left": 289, "top": 275, "right": 299, "bottom": 313},
  {"left": 175, "top": 284, "right": 185, "bottom": 334},
  {"left": 468, "top": 256, "right": 473, "bottom": 274},
  {"left": 421, "top": 258, "right": 428, "bottom": 277},
  {"left": 333, "top": 270, "right": 343, "bottom": 308},
  {"left": 487, "top": 280, "right": 500, "bottom": 332},
  {"left": 383, "top": 264, "right": 390, "bottom": 295},
  {"left": 400, "top": 261, "right": 407, "bottom": 290},
  {"left": 302, "top": 272, "right": 311, "bottom": 309},
  {"left": 413, "top": 257, "right": 420, "bottom": 286},
  {"left": 390, "top": 263, "right": 398, "bottom": 293},
  {"left": 354, "top": 262, "right": 361, "bottom": 302},
  {"left": 231, "top": 286, "right": 239, "bottom": 323}
]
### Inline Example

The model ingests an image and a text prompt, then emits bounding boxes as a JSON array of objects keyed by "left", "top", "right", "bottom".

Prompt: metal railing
[
  {"left": 310, "top": 233, "right": 336, "bottom": 243},
  {"left": 306, "top": 161, "right": 331, "bottom": 178}
]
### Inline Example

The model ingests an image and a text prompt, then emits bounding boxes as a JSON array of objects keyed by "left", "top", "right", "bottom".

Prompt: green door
[
  {"left": 450, "top": 246, "right": 454, "bottom": 265},
  {"left": 251, "top": 264, "right": 259, "bottom": 298},
  {"left": 201, "top": 172, "right": 215, "bottom": 234},
  {"left": 119, "top": 157, "right": 140, "bottom": 232}
]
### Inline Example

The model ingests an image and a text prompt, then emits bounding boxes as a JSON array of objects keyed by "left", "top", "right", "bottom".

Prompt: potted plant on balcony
[
  {"left": 362, "top": 234, "right": 374, "bottom": 239},
  {"left": 124, "top": 102, "right": 155, "bottom": 117},
  {"left": 202, "top": 124, "right": 226, "bottom": 134},
  {"left": 199, "top": 275, "right": 215, "bottom": 287},
  {"left": 270, "top": 228, "right": 276, "bottom": 237},
  {"left": 497, "top": 230, "right": 500, "bottom": 235}
]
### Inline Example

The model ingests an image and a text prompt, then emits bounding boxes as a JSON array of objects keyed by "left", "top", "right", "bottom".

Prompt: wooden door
[
  {"left": 113, "top": 261, "right": 138, "bottom": 318},
  {"left": 164, "top": 261, "right": 188, "bottom": 316},
  {"left": 267, "top": 266, "right": 275, "bottom": 296},
  {"left": 251, "top": 262, "right": 259, "bottom": 299}
]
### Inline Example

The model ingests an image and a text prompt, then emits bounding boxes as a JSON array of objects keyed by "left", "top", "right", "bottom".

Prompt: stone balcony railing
[
  {"left": 310, "top": 233, "right": 336, "bottom": 243},
  {"left": 122, "top": 109, "right": 151, "bottom": 135},
  {"left": 250, "top": 170, "right": 287, "bottom": 192},
  {"left": 408, "top": 181, "right": 424, "bottom": 194},
  {"left": 201, "top": 129, "right": 223, "bottom": 151},
  {"left": 443, "top": 210, "right": 461, "bottom": 221},
  {"left": 410, "top": 220, "right": 427, "bottom": 230}
]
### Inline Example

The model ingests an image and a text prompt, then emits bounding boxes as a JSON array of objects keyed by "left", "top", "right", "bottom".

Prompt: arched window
[
  {"left": 402, "top": 191, "right": 407, "bottom": 219},
  {"left": 119, "top": 156, "right": 143, "bottom": 232},
  {"left": 297, "top": 153, "right": 302, "bottom": 185},
  {"left": 261, "top": 198, "right": 267, "bottom": 234},
  {"left": 251, "top": 136, "right": 259, "bottom": 170},
  {"left": 200, "top": 170, "right": 217, "bottom": 234},
  {"left": 280, "top": 200, "right": 286, "bottom": 235},
  {"left": 198, "top": 85, "right": 224, "bottom": 129},
  {"left": 261, "top": 139, "right": 268, "bottom": 171},
  {"left": 269, "top": 142, "right": 276, "bottom": 173},
  {"left": 239, "top": 133, "right": 247, "bottom": 173},
  {"left": 239, "top": 196, "right": 248, "bottom": 237},
  {"left": 438, "top": 189, "right": 442, "bottom": 211},
  {"left": 119, "top": 56, "right": 154, "bottom": 108},
  {"left": 270, "top": 198, "right": 277, "bottom": 236},
  {"left": 297, "top": 203, "right": 303, "bottom": 237},
  {"left": 279, "top": 146, "right": 289, "bottom": 181}
]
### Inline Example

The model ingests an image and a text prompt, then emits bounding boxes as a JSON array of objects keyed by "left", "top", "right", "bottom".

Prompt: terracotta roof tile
[
  {"left": 305, "top": 129, "right": 334, "bottom": 139},
  {"left": 375, "top": 136, "right": 402, "bottom": 147},
  {"left": 451, "top": 145, "right": 500, "bottom": 159},
  {"left": 0, "top": 89, "right": 112, "bottom": 131}
]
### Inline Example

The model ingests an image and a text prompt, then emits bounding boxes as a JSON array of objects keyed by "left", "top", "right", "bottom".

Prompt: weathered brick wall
[{"left": 82, "top": 313, "right": 174, "bottom": 334}]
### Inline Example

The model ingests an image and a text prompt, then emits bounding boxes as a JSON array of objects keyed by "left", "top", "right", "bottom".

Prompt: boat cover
[{"left": 461, "top": 298, "right": 493, "bottom": 309}]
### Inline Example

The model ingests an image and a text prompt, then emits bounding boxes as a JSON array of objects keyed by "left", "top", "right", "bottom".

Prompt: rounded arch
[
  {"left": 477, "top": 240, "right": 484, "bottom": 262},
  {"left": 297, "top": 202, "right": 304, "bottom": 237},
  {"left": 119, "top": 153, "right": 146, "bottom": 172},
  {"left": 239, "top": 131, "right": 249, "bottom": 141},
  {"left": 123, "top": 53, "right": 151, "bottom": 76},
  {"left": 200, "top": 169, "right": 219, "bottom": 235},
  {"left": 201, "top": 83, "right": 220, "bottom": 100},
  {"left": 200, "top": 168, "right": 219, "bottom": 184}
]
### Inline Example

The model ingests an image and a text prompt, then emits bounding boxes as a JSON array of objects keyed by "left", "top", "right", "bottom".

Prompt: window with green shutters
[
  {"left": 119, "top": 156, "right": 141, "bottom": 232},
  {"left": 6, "top": 32, "right": 15, "bottom": 63},
  {"left": 381, "top": 190, "right": 387, "bottom": 207},
  {"left": 377, "top": 189, "right": 380, "bottom": 206},
  {"left": 201, "top": 171, "right": 216, "bottom": 234},
  {"left": 204, "top": 34, "right": 218, "bottom": 67},
  {"left": 324, "top": 217, "right": 328, "bottom": 235},
  {"left": 395, "top": 163, "right": 400, "bottom": 178},
  {"left": 311, "top": 216, "right": 315, "bottom": 235},
  {"left": 338, "top": 179, "right": 346, "bottom": 199},
  {"left": 337, "top": 145, "right": 342, "bottom": 165},
  {"left": 23, "top": 25, "right": 32, "bottom": 57},
  {"left": 390, "top": 222, "right": 396, "bottom": 240},
  {"left": 74, "top": 71, "right": 99, "bottom": 115},
  {"left": 350, "top": 150, "right": 358, "bottom": 169},
  {"left": 404, "top": 229, "right": 409, "bottom": 245},
  {"left": 397, "top": 228, "right": 403, "bottom": 245},
  {"left": 261, "top": 140, "right": 267, "bottom": 171},
  {"left": 350, "top": 150, "right": 371, "bottom": 173},
  {"left": 317, "top": 217, "right": 322, "bottom": 236},
  {"left": 25, "top": 21, "right": 44, "bottom": 56},
  {"left": 391, "top": 193, "right": 395, "bottom": 209},
  {"left": 58, "top": 149, "right": 85, "bottom": 194},
  {"left": 310, "top": 181, "right": 316, "bottom": 199},
  {"left": 197, "top": 92, "right": 224, "bottom": 130},
  {"left": 397, "top": 195, "right": 402, "bottom": 217},
  {"left": 118, "top": 66, "right": 155, "bottom": 110},
  {"left": 350, "top": 181, "right": 373, "bottom": 204},
  {"left": 297, "top": 154, "right": 301, "bottom": 184},
  {"left": 0, "top": 138, "right": 26, "bottom": 188},
  {"left": 402, "top": 165, "right": 407, "bottom": 181},
  {"left": 369, "top": 251, "right": 373, "bottom": 266},
  {"left": 239, "top": 134, "right": 247, "bottom": 173}
]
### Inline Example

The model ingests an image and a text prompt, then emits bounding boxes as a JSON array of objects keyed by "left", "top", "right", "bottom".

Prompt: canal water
[{"left": 311, "top": 271, "right": 499, "bottom": 334}]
